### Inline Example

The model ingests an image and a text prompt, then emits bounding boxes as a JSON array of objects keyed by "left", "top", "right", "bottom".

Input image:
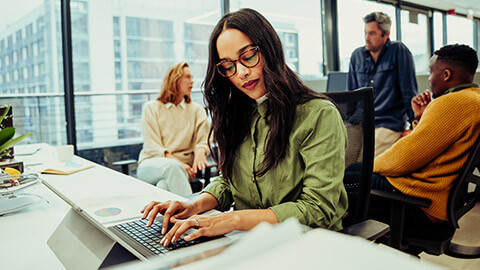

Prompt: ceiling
[{"left": 403, "top": 0, "right": 480, "bottom": 18}]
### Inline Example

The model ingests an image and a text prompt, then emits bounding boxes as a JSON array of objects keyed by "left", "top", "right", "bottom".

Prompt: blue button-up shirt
[{"left": 348, "top": 39, "right": 417, "bottom": 131}]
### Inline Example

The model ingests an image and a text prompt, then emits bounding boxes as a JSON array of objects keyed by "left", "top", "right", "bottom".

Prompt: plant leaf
[
  {"left": 0, "top": 127, "right": 15, "bottom": 146},
  {"left": 0, "top": 105, "right": 10, "bottom": 126},
  {"left": 0, "top": 132, "right": 33, "bottom": 154}
]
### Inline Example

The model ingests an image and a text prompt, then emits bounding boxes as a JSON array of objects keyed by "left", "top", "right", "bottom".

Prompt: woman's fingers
[
  {"left": 161, "top": 201, "right": 188, "bottom": 234},
  {"left": 161, "top": 218, "right": 200, "bottom": 246},
  {"left": 141, "top": 201, "right": 159, "bottom": 218}
]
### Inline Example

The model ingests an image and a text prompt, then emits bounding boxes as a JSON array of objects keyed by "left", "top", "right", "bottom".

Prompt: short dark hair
[{"left": 434, "top": 44, "right": 478, "bottom": 75}]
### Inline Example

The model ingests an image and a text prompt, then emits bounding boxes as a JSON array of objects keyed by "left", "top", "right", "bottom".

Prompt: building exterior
[{"left": 0, "top": 0, "right": 299, "bottom": 151}]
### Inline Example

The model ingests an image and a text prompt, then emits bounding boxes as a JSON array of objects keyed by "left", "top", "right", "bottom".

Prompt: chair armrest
[
  {"left": 112, "top": 159, "right": 137, "bottom": 166},
  {"left": 371, "top": 189, "right": 431, "bottom": 208},
  {"left": 342, "top": 219, "right": 390, "bottom": 241},
  {"left": 112, "top": 159, "right": 137, "bottom": 175}
]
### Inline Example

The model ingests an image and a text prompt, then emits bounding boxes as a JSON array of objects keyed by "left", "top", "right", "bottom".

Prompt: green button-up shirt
[{"left": 203, "top": 98, "right": 348, "bottom": 230}]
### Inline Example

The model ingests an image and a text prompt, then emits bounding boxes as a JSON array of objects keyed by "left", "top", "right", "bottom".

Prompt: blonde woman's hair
[{"left": 157, "top": 62, "right": 191, "bottom": 103}]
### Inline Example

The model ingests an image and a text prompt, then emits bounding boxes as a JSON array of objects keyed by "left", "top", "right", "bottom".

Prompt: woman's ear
[{"left": 443, "top": 68, "right": 452, "bottom": 81}]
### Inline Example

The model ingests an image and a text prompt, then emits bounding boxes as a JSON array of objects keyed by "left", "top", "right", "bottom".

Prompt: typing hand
[
  {"left": 411, "top": 90, "right": 431, "bottom": 119},
  {"left": 160, "top": 212, "right": 235, "bottom": 247},
  {"left": 140, "top": 200, "right": 197, "bottom": 234}
]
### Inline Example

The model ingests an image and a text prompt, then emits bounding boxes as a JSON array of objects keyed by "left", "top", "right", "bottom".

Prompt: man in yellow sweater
[{"left": 370, "top": 44, "right": 480, "bottom": 225}]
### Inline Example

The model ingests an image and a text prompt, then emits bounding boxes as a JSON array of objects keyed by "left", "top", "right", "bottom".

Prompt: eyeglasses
[{"left": 216, "top": 46, "right": 261, "bottom": 78}]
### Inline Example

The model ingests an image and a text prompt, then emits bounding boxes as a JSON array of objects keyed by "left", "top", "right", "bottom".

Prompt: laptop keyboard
[{"left": 113, "top": 219, "right": 216, "bottom": 256}]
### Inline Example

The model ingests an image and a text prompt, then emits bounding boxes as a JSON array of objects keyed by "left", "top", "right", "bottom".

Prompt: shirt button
[
  {"left": 251, "top": 177, "right": 255, "bottom": 182},
  {"left": 370, "top": 80, "right": 374, "bottom": 83}
]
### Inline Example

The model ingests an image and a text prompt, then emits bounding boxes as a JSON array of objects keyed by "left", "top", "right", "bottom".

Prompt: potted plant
[{"left": 0, "top": 105, "right": 33, "bottom": 160}]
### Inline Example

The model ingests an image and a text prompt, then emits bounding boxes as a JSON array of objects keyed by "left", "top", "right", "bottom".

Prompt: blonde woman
[{"left": 137, "top": 62, "right": 210, "bottom": 196}]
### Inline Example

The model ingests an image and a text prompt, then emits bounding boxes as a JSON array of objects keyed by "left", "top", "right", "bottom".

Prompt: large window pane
[
  {"left": 447, "top": 15, "right": 474, "bottom": 47},
  {"left": 338, "top": 0, "right": 396, "bottom": 72},
  {"left": 0, "top": 0, "right": 66, "bottom": 146},
  {"left": 433, "top": 11, "right": 445, "bottom": 51},
  {"left": 230, "top": 0, "right": 323, "bottom": 79},
  {"left": 70, "top": 0, "right": 221, "bottom": 152},
  {"left": 401, "top": 10, "right": 429, "bottom": 73}
]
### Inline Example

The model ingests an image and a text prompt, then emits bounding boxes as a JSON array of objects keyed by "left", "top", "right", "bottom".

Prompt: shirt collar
[
  {"left": 443, "top": 83, "right": 479, "bottom": 96},
  {"left": 165, "top": 99, "right": 186, "bottom": 109},
  {"left": 256, "top": 94, "right": 268, "bottom": 104},
  {"left": 257, "top": 99, "right": 269, "bottom": 118}
]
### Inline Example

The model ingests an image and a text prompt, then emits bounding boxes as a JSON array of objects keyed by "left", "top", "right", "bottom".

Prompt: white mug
[{"left": 57, "top": 145, "right": 74, "bottom": 162}]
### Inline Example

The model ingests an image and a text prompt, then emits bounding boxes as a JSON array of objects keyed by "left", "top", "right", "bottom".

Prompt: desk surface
[
  {"left": 1, "top": 144, "right": 443, "bottom": 270},
  {"left": 2, "top": 143, "right": 184, "bottom": 269},
  {"left": 1, "top": 144, "right": 68, "bottom": 269}
]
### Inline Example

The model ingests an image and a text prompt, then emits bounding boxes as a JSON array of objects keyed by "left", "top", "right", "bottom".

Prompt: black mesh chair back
[
  {"left": 325, "top": 87, "right": 374, "bottom": 226},
  {"left": 448, "top": 133, "right": 480, "bottom": 228},
  {"left": 326, "top": 72, "right": 348, "bottom": 92}
]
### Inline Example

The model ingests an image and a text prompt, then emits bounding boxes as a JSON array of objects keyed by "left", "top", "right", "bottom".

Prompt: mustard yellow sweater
[{"left": 374, "top": 87, "right": 480, "bottom": 221}]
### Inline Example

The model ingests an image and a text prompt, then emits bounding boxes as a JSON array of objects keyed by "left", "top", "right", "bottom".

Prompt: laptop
[{"left": 43, "top": 177, "right": 234, "bottom": 268}]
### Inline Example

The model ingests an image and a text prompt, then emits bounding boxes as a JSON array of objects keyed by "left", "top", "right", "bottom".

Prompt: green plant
[{"left": 0, "top": 106, "right": 33, "bottom": 158}]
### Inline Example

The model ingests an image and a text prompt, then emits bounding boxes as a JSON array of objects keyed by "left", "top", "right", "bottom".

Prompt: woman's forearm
[
  {"left": 191, "top": 192, "right": 219, "bottom": 214},
  {"left": 229, "top": 209, "right": 278, "bottom": 231}
]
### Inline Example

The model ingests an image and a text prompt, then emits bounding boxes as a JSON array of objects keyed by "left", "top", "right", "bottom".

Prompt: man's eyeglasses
[{"left": 216, "top": 46, "right": 261, "bottom": 78}]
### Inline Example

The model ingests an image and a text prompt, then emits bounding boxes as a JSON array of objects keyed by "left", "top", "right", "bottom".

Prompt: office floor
[{"left": 419, "top": 202, "right": 480, "bottom": 269}]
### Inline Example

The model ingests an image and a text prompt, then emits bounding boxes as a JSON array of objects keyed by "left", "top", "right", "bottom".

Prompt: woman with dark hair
[
  {"left": 137, "top": 62, "right": 210, "bottom": 196},
  {"left": 141, "top": 9, "right": 348, "bottom": 246}
]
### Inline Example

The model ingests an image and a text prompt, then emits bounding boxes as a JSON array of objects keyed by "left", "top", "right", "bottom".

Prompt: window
[
  {"left": 113, "top": 17, "right": 120, "bottom": 37},
  {"left": 433, "top": 11, "right": 445, "bottom": 51},
  {"left": 400, "top": 9, "right": 429, "bottom": 73},
  {"left": 69, "top": 0, "right": 221, "bottom": 150},
  {"left": 33, "top": 42, "right": 38, "bottom": 56},
  {"left": 22, "top": 47, "right": 27, "bottom": 60},
  {"left": 338, "top": 0, "right": 396, "bottom": 71},
  {"left": 230, "top": 0, "right": 323, "bottom": 77},
  {"left": 447, "top": 14, "right": 474, "bottom": 47},
  {"left": 34, "top": 64, "right": 39, "bottom": 77}
]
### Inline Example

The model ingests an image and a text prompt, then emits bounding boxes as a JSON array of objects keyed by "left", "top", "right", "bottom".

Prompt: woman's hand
[
  {"left": 180, "top": 162, "right": 196, "bottom": 180},
  {"left": 164, "top": 152, "right": 196, "bottom": 180},
  {"left": 192, "top": 148, "right": 209, "bottom": 175},
  {"left": 141, "top": 200, "right": 198, "bottom": 234},
  {"left": 160, "top": 212, "right": 238, "bottom": 246}
]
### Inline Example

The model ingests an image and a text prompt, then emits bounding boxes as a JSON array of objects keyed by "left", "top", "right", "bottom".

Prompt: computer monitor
[{"left": 326, "top": 72, "right": 348, "bottom": 92}]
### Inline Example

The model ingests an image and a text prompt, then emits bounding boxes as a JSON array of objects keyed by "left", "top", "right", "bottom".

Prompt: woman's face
[
  {"left": 216, "top": 28, "right": 266, "bottom": 100},
  {"left": 177, "top": 66, "right": 193, "bottom": 99}
]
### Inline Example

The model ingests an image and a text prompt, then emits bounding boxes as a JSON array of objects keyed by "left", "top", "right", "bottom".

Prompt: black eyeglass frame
[{"left": 215, "top": 46, "right": 261, "bottom": 78}]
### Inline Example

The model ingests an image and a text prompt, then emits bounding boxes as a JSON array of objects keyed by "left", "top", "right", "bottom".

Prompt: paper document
[{"left": 41, "top": 161, "right": 94, "bottom": 175}]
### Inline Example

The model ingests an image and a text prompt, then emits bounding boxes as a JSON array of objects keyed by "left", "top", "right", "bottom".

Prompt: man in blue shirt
[{"left": 348, "top": 11, "right": 417, "bottom": 157}]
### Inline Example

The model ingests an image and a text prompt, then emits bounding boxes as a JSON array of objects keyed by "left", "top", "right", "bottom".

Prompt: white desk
[
  {"left": 1, "top": 144, "right": 185, "bottom": 269},
  {"left": 2, "top": 144, "right": 444, "bottom": 270},
  {"left": 1, "top": 144, "right": 69, "bottom": 269}
]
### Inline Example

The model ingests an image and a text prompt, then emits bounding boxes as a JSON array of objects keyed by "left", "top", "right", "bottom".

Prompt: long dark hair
[{"left": 203, "top": 8, "right": 325, "bottom": 180}]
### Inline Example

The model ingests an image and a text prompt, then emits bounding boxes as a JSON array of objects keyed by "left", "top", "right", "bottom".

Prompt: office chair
[
  {"left": 326, "top": 72, "right": 348, "bottom": 93},
  {"left": 371, "top": 132, "right": 480, "bottom": 257},
  {"left": 325, "top": 87, "right": 390, "bottom": 241}
]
